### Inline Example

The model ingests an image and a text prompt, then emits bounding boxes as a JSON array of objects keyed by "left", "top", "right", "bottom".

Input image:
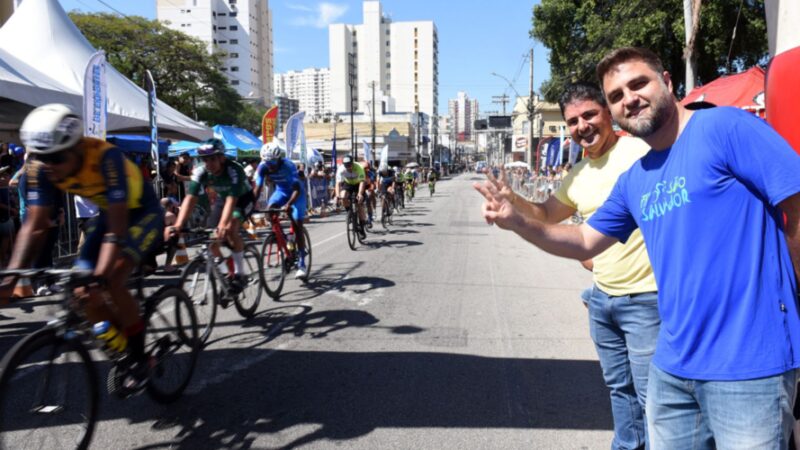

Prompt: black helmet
[
  {"left": 197, "top": 138, "right": 225, "bottom": 157},
  {"left": 342, "top": 155, "right": 353, "bottom": 165}
]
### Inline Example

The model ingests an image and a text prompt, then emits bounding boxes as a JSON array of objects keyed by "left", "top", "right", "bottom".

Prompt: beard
[{"left": 617, "top": 84, "right": 673, "bottom": 137}]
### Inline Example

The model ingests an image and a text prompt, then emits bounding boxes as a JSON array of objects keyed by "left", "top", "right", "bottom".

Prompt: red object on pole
[{"left": 766, "top": 46, "right": 800, "bottom": 155}]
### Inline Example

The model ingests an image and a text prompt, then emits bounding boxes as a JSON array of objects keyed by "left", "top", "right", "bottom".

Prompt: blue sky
[{"left": 58, "top": 0, "right": 551, "bottom": 116}]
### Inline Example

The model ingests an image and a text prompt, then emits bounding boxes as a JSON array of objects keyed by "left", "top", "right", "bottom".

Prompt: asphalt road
[{"left": 0, "top": 173, "right": 611, "bottom": 449}]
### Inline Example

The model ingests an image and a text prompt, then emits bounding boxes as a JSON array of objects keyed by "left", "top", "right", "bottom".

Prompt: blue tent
[
  {"left": 167, "top": 125, "right": 262, "bottom": 158},
  {"left": 107, "top": 134, "right": 169, "bottom": 155}
]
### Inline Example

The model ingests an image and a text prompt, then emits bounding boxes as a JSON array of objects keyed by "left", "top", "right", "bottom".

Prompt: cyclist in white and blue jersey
[{"left": 253, "top": 140, "right": 308, "bottom": 279}]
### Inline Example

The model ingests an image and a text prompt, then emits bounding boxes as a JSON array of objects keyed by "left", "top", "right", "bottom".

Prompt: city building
[
  {"left": 274, "top": 95, "right": 299, "bottom": 133},
  {"left": 156, "top": 0, "right": 273, "bottom": 105},
  {"left": 273, "top": 68, "right": 331, "bottom": 122},
  {"left": 328, "top": 0, "right": 438, "bottom": 141},
  {"left": 447, "top": 91, "right": 479, "bottom": 142}
]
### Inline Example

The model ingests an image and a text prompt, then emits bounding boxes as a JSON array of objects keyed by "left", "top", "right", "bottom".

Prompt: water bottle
[
  {"left": 287, "top": 233, "right": 296, "bottom": 252},
  {"left": 93, "top": 321, "right": 128, "bottom": 356}
]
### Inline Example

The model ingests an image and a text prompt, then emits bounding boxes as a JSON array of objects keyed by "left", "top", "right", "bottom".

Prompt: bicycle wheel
[
  {"left": 178, "top": 257, "right": 218, "bottom": 345},
  {"left": 346, "top": 211, "right": 358, "bottom": 250},
  {"left": 234, "top": 244, "right": 263, "bottom": 317},
  {"left": 0, "top": 328, "right": 98, "bottom": 450},
  {"left": 260, "top": 233, "right": 286, "bottom": 299},
  {"left": 299, "top": 227, "right": 312, "bottom": 282},
  {"left": 145, "top": 287, "right": 199, "bottom": 404}
]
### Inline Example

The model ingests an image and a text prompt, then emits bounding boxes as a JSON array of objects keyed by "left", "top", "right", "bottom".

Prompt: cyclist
[
  {"left": 378, "top": 165, "right": 397, "bottom": 216},
  {"left": 253, "top": 140, "right": 308, "bottom": 279},
  {"left": 427, "top": 168, "right": 438, "bottom": 195},
  {"left": 0, "top": 103, "right": 162, "bottom": 391},
  {"left": 169, "top": 138, "right": 255, "bottom": 292},
  {"left": 335, "top": 155, "right": 367, "bottom": 239},
  {"left": 393, "top": 166, "right": 405, "bottom": 208},
  {"left": 361, "top": 160, "right": 376, "bottom": 228},
  {"left": 404, "top": 168, "right": 416, "bottom": 199}
]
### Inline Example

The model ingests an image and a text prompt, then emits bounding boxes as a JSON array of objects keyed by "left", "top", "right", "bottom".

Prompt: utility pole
[
  {"left": 370, "top": 81, "right": 376, "bottom": 165},
  {"left": 415, "top": 103, "right": 421, "bottom": 164},
  {"left": 492, "top": 94, "right": 510, "bottom": 115},
  {"left": 348, "top": 52, "right": 356, "bottom": 158},
  {"left": 528, "top": 47, "right": 535, "bottom": 167},
  {"left": 431, "top": 115, "right": 437, "bottom": 169}
]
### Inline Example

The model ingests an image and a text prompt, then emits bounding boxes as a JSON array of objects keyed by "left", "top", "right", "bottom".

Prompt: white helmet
[
  {"left": 20, "top": 104, "right": 83, "bottom": 154},
  {"left": 260, "top": 139, "right": 286, "bottom": 161}
]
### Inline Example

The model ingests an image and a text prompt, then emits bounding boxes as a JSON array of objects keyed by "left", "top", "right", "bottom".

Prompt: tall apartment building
[
  {"left": 274, "top": 95, "right": 299, "bottom": 133},
  {"left": 329, "top": 1, "right": 438, "bottom": 133},
  {"left": 156, "top": 0, "right": 273, "bottom": 105},
  {"left": 448, "top": 92, "right": 479, "bottom": 141},
  {"left": 273, "top": 68, "right": 331, "bottom": 121}
]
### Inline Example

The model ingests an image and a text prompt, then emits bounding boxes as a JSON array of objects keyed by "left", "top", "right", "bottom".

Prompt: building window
[
  {"left": 229, "top": 12, "right": 237, "bottom": 17},
  {"left": 220, "top": 67, "right": 228, "bottom": 71},
  {"left": 218, "top": 40, "right": 227, "bottom": 44},
  {"left": 218, "top": 12, "right": 226, "bottom": 16},
  {"left": 231, "top": 80, "right": 239, "bottom": 85},
  {"left": 229, "top": 0, "right": 237, "bottom": 4},
  {"left": 386, "top": 40, "right": 389, "bottom": 46},
  {"left": 230, "top": 52, "right": 239, "bottom": 58},
  {"left": 385, "top": 29, "right": 390, "bottom": 35},
  {"left": 230, "top": 39, "right": 239, "bottom": 44},
  {"left": 218, "top": 26, "right": 227, "bottom": 30},
  {"left": 230, "top": 25, "right": 238, "bottom": 31},
  {"left": 386, "top": 62, "right": 390, "bottom": 68},
  {"left": 385, "top": 51, "right": 390, "bottom": 57},
  {"left": 231, "top": 66, "right": 239, "bottom": 72}
]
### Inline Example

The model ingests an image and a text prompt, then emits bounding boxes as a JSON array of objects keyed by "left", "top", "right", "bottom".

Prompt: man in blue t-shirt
[
  {"left": 253, "top": 140, "right": 308, "bottom": 279},
  {"left": 476, "top": 47, "right": 800, "bottom": 448}
]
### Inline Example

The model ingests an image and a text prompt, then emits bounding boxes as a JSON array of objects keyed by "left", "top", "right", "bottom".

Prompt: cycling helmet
[
  {"left": 260, "top": 139, "right": 286, "bottom": 161},
  {"left": 342, "top": 155, "right": 353, "bottom": 165},
  {"left": 197, "top": 138, "right": 225, "bottom": 157},
  {"left": 19, "top": 104, "right": 83, "bottom": 154}
]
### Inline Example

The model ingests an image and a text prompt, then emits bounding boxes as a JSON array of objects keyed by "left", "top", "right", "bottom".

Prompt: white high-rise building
[
  {"left": 329, "top": 1, "right": 438, "bottom": 131},
  {"left": 448, "top": 92, "right": 479, "bottom": 141},
  {"left": 273, "top": 68, "right": 331, "bottom": 121},
  {"left": 156, "top": 0, "right": 273, "bottom": 105}
]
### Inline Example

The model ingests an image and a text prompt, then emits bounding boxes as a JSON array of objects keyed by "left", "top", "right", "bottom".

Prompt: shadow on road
[{"left": 124, "top": 349, "right": 612, "bottom": 449}]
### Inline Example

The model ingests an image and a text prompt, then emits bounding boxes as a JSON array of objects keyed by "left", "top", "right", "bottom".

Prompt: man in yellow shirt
[{"left": 476, "top": 82, "right": 659, "bottom": 449}]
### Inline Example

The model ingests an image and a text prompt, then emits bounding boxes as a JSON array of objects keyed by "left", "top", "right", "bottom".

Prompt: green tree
[
  {"left": 531, "top": 0, "right": 768, "bottom": 102},
  {"left": 69, "top": 12, "right": 255, "bottom": 131}
]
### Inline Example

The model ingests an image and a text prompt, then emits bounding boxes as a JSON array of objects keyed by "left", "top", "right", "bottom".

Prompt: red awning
[{"left": 681, "top": 66, "right": 765, "bottom": 116}]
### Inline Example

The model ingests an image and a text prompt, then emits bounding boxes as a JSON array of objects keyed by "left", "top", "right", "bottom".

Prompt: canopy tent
[
  {"left": 107, "top": 134, "right": 169, "bottom": 155},
  {"left": 0, "top": 0, "right": 211, "bottom": 141},
  {"left": 168, "top": 125, "right": 262, "bottom": 159},
  {"left": 681, "top": 66, "right": 766, "bottom": 117}
]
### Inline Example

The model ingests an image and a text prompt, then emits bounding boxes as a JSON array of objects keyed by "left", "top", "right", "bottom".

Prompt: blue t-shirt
[
  {"left": 255, "top": 158, "right": 303, "bottom": 194},
  {"left": 588, "top": 107, "right": 800, "bottom": 381}
]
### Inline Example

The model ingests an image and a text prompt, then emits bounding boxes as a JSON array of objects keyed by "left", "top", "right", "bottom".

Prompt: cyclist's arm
[
  {"left": 252, "top": 162, "right": 267, "bottom": 200},
  {"left": 218, "top": 195, "right": 238, "bottom": 230},
  {"left": 95, "top": 149, "right": 129, "bottom": 279},
  {"left": 6, "top": 205, "right": 52, "bottom": 270},
  {"left": 174, "top": 194, "right": 198, "bottom": 230}
]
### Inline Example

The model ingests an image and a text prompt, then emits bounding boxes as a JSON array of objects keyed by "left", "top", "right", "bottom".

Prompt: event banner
[
  {"left": 362, "top": 139, "right": 372, "bottom": 165},
  {"left": 82, "top": 50, "right": 107, "bottom": 139},
  {"left": 379, "top": 144, "right": 389, "bottom": 169},
  {"left": 145, "top": 70, "right": 160, "bottom": 188},
  {"left": 262, "top": 105, "right": 278, "bottom": 143},
  {"left": 284, "top": 111, "right": 306, "bottom": 157}
]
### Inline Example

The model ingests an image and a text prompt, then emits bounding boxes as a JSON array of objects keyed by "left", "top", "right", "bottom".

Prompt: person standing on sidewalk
[
  {"left": 483, "top": 81, "right": 659, "bottom": 449},
  {"left": 477, "top": 47, "right": 800, "bottom": 448}
]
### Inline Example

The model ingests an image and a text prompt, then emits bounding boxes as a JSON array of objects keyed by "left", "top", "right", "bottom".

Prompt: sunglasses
[{"left": 34, "top": 152, "right": 68, "bottom": 165}]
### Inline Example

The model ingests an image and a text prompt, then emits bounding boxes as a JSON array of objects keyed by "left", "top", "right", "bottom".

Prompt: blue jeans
[
  {"left": 646, "top": 365, "right": 798, "bottom": 450},
  {"left": 588, "top": 285, "right": 661, "bottom": 450}
]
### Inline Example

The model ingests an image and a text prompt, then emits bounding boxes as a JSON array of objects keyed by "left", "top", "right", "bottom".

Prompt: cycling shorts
[
  {"left": 206, "top": 190, "right": 256, "bottom": 228},
  {"left": 268, "top": 188, "right": 307, "bottom": 222},
  {"left": 76, "top": 205, "right": 164, "bottom": 269}
]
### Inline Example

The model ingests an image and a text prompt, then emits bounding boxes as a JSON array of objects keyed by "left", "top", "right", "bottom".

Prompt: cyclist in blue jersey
[{"left": 253, "top": 140, "right": 308, "bottom": 279}]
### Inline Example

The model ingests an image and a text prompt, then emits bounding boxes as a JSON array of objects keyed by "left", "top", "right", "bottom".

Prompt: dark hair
[
  {"left": 596, "top": 47, "right": 665, "bottom": 86},
  {"left": 558, "top": 81, "right": 606, "bottom": 116}
]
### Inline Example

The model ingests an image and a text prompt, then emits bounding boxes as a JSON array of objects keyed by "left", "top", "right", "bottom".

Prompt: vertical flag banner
[
  {"left": 379, "top": 144, "right": 389, "bottom": 169},
  {"left": 284, "top": 111, "right": 306, "bottom": 158},
  {"left": 83, "top": 50, "right": 107, "bottom": 139},
  {"left": 362, "top": 139, "right": 372, "bottom": 165},
  {"left": 261, "top": 105, "right": 278, "bottom": 143},
  {"left": 331, "top": 124, "right": 338, "bottom": 174},
  {"left": 299, "top": 120, "right": 307, "bottom": 168},
  {"left": 145, "top": 70, "right": 160, "bottom": 195},
  {"left": 568, "top": 139, "right": 582, "bottom": 165}
]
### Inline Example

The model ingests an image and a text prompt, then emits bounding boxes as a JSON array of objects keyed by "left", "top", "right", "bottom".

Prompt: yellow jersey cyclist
[
  {"left": 335, "top": 155, "right": 367, "bottom": 239},
  {"left": 0, "top": 104, "right": 163, "bottom": 390},
  {"left": 169, "top": 138, "right": 255, "bottom": 293}
]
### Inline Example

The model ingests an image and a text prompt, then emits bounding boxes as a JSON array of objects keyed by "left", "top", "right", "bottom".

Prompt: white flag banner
[
  {"left": 362, "top": 139, "right": 372, "bottom": 165},
  {"left": 379, "top": 144, "right": 389, "bottom": 169},
  {"left": 284, "top": 111, "right": 306, "bottom": 157},
  {"left": 82, "top": 51, "right": 107, "bottom": 139}
]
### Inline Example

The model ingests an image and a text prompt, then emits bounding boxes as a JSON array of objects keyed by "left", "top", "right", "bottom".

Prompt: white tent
[{"left": 0, "top": 0, "right": 211, "bottom": 141}]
